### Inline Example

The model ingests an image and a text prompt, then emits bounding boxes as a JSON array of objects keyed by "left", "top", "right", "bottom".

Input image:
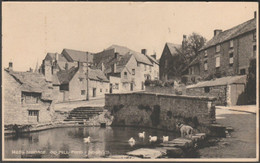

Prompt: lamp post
[{"left": 86, "top": 52, "right": 89, "bottom": 101}]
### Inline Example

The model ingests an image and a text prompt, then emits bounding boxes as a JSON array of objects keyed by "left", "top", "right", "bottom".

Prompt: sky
[{"left": 2, "top": 2, "right": 258, "bottom": 71}]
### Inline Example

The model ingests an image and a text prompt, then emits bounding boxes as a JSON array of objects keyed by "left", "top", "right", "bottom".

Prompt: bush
[
  {"left": 144, "top": 79, "right": 152, "bottom": 86},
  {"left": 245, "top": 58, "right": 256, "bottom": 104},
  {"left": 164, "top": 80, "right": 175, "bottom": 87}
]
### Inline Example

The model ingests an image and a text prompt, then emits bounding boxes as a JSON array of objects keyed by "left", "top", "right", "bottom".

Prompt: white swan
[
  {"left": 84, "top": 136, "right": 91, "bottom": 143},
  {"left": 163, "top": 136, "right": 169, "bottom": 142},
  {"left": 128, "top": 137, "right": 135, "bottom": 143},
  {"left": 149, "top": 135, "right": 157, "bottom": 142},
  {"left": 138, "top": 131, "right": 145, "bottom": 138}
]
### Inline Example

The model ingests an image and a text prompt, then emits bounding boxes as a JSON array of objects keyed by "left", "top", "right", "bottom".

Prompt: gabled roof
[
  {"left": 88, "top": 69, "right": 109, "bottom": 82},
  {"left": 166, "top": 42, "right": 181, "bottom": 56},
  {"left": 106, "top": 44, "right": 152, "bottom": 65},
  {"left": 5, "top": 69, "right": 53, "bottom": 100},
  {"left": 44, "top": 53, "right": 67, "bottom": 62},
  {"left": 186, "top": 75, "right": 247, "bottom": 89},
  {"left": 62, "top": 49, "right": 93, "bottom": 63},
  {"left": 146, "top": 54, "right": 159, "bottom": 65},
  {"left": 200, "top": 18, "right": 256, "bottom": 51},
  {"left": 56, "top": 66, "right": 79, "bottom": 84}
]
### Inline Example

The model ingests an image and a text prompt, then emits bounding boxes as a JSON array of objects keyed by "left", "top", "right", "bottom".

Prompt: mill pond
[{"left": 5, "top": 126, "right": 183, "bottom": 159}]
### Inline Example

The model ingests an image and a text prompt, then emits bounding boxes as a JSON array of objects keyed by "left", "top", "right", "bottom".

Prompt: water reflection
[{"left": 5, "top": 126, "right": 178, "bottom": 158}]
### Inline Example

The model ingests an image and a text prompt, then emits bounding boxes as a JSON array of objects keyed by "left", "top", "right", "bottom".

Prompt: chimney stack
[
  {"left": 254, "top": 11, "right": 257, "bottom": 19},
  {"left": 141, "top": 49, "right": 147, "bottom": 55},
  {"left": 182, "top": 35, "right": 187, "bottom": 50},
  {"left": 151, "top": 53, "right": 156, "bottom": 60},
  {"left": 8, "top": 62, "right": 13, "bottom": 71},
  {"left": 214, "top": 29, "right": 222, "bottom": 36}
]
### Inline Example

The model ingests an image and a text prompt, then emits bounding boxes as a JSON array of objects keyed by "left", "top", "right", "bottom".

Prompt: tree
[
  {"left": 167, "top": 32, "right": 207, "bottom": 78},
  {"left": 245, "top": 58, "right": 256, "bottom": 104}
]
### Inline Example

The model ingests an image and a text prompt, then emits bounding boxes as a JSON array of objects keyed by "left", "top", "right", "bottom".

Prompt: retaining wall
[{"left": 105, "top": 92, "right": 216, "bottom": 134}]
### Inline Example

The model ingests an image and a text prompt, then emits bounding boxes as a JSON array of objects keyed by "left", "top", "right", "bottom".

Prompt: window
[
  {"left": 21, "top": 92, "right": 41, "bottom": 104},
  {"left": 100, "top": 89, "right": 102, "bottom": 93},
  {"left": 28, "top": 110, "right": 39, "bottom": 122},
  {"left": 204, "top": 61, "right": 208, "bottom": 71},
  {"left": 114, "top": 83, "right": 119, "bottom": 89},
  {"left": 81, "top": 90, "right": 85, "bottom": 95},
  {"left": 215, "top": 56, "right": 220, "bottom": 68},
  {"left": 229, "top": 52, "right": 233, "bottom": 66},
  {"left": 132, "top": 69, "right": 135, "bottom": 75},
  {"left": 216, "top": 45, "right": 220, "bottom": 53},
  {"left": 204, "top": 50, "right": 208, "bottom": 58},
  {"left": 253, "top": 45, "right": 256, "bottom": 52},
  {"left": 124, "top": 72, "right": 127, "bottom": 78},
  {"left": 204, "top": 87, "right": 210, "bottom": 93},
  {"left": 240, "top": 69, "right": 246, "bottom": 75},
  {"left": 230, "top": 40, "right": 234, "bottom": 48},
  {"left": 253, "top": 32, "right": 256, "bottom": 42}
]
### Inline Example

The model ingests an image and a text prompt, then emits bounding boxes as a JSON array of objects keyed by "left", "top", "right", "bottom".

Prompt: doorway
[
  {"left": 93, "top": 88, "right": 96, "bottom": 97},
  {"left": 130, "top": 83, "right": 134, "bottom": 91}
]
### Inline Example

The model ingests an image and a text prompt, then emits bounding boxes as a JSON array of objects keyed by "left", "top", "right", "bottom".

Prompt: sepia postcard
[{"left": 1, "top": 1, "right": 259, "bottom": 162}]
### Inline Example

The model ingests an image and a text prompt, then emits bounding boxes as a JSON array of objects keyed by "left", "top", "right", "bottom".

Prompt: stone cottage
[
  {"left": 3, "top": 63, "right": 53, "bottom": 125},
  {"left": 53, "top": 62, "right": 109, "bottom": 102}
]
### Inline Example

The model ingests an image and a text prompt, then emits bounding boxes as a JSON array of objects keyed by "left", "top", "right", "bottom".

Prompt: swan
[
  {"left": 128, "top": 137, "right": 135, "bottom": 143},
  {"left": 162, "top": 136, "right": 169, "bottom": 142},
  {"left": 149, "top": 135, "right": 157, "bottom": 142},
  {"left": 138, "top": 131, "right": 145, "bottom": 138},
  {"left": 84, "top": 136, "right": 91, "bottom": 143}
]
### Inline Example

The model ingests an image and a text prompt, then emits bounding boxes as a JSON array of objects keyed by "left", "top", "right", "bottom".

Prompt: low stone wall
[
  {"left": 105, "top": 92, "right": 216, "bottom": 134},
  {"left": 186, "top": 85, "right": 227, "bottom": 106}
]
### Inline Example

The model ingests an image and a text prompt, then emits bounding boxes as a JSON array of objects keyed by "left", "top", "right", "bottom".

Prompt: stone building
[
  {"left": 93, "top": 45, "right": 159, "bottom": 93},
  {"left": 191, "top": 13, "right": 257, "bottom": 80},
  {"left": 186, "top": 75, "right": 247, "bottom": 106},
  {"left": 53, "top": 62, "right": 109, "bottom": 102},
  {"left": 4, "top": 63, "right": 53, "bottom": 125}
]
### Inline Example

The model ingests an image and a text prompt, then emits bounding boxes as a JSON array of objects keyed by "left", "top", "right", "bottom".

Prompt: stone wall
[
  {"left": 186, "top": 85, "right": 227, "bottom": 106},
  {"left": 105, "top": 92, "right": 216, "bottom": 134}
]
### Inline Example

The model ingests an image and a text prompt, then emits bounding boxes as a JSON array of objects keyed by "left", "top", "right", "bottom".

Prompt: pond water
[{"left": 5, "top": 126, "right": 179, "bottom": 158}]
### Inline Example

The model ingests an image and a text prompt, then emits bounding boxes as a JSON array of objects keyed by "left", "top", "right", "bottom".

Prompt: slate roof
[
  {"left": 146, "top": 54, "right": 159, "bottom": 65},
  {"left": 200, "top": 18, "right": 256, "bottom": 51},
  {"left": 56, "top": 66, "right": 109, "bottom": 84},
  {"left": 44, "top": 53, "right": 67, "bottom": 62},
  {"left": 56, "top": 66, "right": 79, "bottom": 84},
  {"left": 5, "top": 69, "right": 53, "bottom": 100},
  {"left": 88, "top": 69, "right": 109, "bottom": 82},
  {"left": 166, "top": 43, "right": 182, "bottom": 55},
  {"left": 62, "top": 49, "right": 93, "bottom": 63},
  {"left": 186, "top": 75, "right": 247, "bottom": 89},
  {"left": 106, "top": 44, "right": 152, "bottom": 65}
]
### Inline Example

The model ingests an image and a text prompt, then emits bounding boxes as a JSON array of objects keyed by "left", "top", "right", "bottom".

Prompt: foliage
[
  {"left": 167, "top": 32, "right": 207, "bottom": 77},
  {"left": 245, "top": 58, "right": 256, "bottom": 104},
  {"left": 144, "top": 79, "right": 174, "bottom": 87}
]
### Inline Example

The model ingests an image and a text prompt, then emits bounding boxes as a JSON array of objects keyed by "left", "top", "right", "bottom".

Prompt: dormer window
[
  {"left": 230, "top": 40, "right": 234, "bottom": 48},
  {"left": 216, "top": 45, "right": 220, "bottom": 53}
]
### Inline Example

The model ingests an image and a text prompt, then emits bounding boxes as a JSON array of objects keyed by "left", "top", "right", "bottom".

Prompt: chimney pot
[
  {"left": 141, "top": 49, "right": 147, "bottom": 55},
  {"left": 8, "top": 62, "right": 13, "bottom": 71},
  {"left": 214, "top": 29, "right": 222, "bottom": 36}
]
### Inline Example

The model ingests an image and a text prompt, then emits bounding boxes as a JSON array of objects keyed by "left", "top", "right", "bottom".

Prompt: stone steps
[
  {"left": 64, "top": 106, "right": 104, "bottom": 122},
  {"left": 126, "top": 133, "right": 207, "bottom": 158}
]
